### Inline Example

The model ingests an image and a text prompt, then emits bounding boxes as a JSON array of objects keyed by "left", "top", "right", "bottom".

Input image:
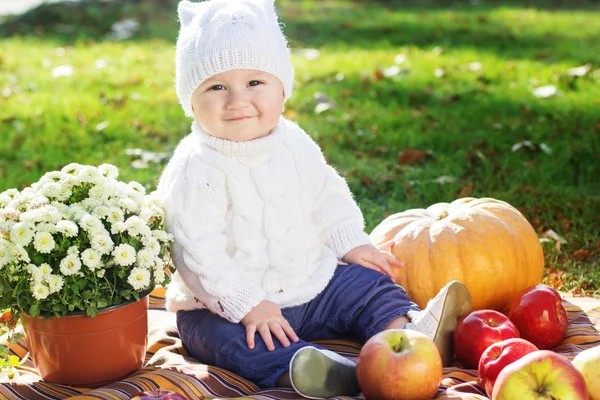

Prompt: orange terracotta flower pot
[{"left": 20, "top": 293, "right": 149, "bottom": 387}]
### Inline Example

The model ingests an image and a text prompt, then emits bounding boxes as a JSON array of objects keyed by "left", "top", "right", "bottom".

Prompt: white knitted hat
[{"left": 175, "top": 0, "right": 294, "bottom": 117}]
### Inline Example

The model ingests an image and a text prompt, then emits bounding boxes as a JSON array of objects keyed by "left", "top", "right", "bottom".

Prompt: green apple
[
  {"left": 492, "top": 350, "right": 589, "bottom": 400},
  {"left": 572, "top": 346, "right": 600, "bottom": 400}
]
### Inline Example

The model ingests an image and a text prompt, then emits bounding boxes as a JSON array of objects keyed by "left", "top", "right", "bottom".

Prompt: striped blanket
[{"left": 1, "top": 290, "right": 598, "bottom": 400}]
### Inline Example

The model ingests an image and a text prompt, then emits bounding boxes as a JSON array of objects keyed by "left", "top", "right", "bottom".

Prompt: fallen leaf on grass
[
  {"left": 106, "top": 18, "right": 140, "bottom": 41},
  {"left": 397, "top": 149, "right": 434, "bottom": 165},
  {"left": 457, "top": 183, "right": 474, "bottom": 198},
  {"left": 566, "top": 64, "right": 592, "bottom": 77},
  {"left": 51, "top": 65, "right": 73, "bottom": 78},
  {"left": 511, "top": 140, "right": 552, "bottom": 154},
  {"left": 532, "top": 85, "right": 558, "bottom": 98},
  {"left": 572, "top": 249, "right": 592, "bottom": 261},
  {"left": 125, "top": 148, "right": 172, "bottom": 169},
  {"left": 95, "top": 121, "right": 110, "bottom": 132},
  {"left": 295, "top": 48, "right": 320, "bottom": 61},
  {"left": 540, "top": 229, "right": 567, "bottom": 251},
  {"left": 313, "top": 92, "right": 336, "bottom": 114},
  {"left": 394, "top": 54, "right": 407, "bottom": 64}
]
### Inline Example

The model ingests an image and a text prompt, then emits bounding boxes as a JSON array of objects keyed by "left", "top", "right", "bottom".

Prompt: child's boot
[
  {"left": 289, "top": 346, "right": 361, "bottom": 399},
  {"left": 404, "top": 280, "right": 472, "bottom": 366}
]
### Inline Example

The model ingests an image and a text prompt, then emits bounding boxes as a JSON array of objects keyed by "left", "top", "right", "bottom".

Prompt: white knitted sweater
[{"left": 157, "top": 117, "right": 372, "bottom": 323}]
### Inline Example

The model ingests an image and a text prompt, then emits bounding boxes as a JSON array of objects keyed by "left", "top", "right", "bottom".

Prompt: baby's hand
[
  {"left": 342, "top": 244, "right": 404, "bottom": 279},
  {"left": 241, "top": 300, "right": 299, "bottom": 351}
]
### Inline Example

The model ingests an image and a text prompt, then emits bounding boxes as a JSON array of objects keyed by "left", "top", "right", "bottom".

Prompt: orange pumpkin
[{"left": 370, "top": 197, "right": 544, "bottom": 312}]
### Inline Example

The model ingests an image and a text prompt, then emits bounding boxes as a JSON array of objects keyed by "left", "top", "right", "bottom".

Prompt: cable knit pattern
[{"left": 157, "top": 117, "right": 372, "bottom": 323}]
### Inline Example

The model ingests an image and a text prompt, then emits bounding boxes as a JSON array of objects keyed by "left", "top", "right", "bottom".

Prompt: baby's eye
[
  {"left": 248, "top": 80, "right": 262, "bottom": 87},
  {"left": 208, "top": 84, "right": 224, "bottom": 91}
]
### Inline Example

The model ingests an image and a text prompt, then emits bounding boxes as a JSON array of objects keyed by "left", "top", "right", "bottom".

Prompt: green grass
[{"left": 0, "top": 0, "right": 599, "bottom": 296}]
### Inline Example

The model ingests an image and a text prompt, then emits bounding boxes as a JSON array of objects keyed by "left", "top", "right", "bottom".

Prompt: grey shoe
[
  {"left": 289, "top": 347, "right": 361, "bottom": 399},
  {"left": 405, "top": 280, "right": 472, "bottom": 366}
]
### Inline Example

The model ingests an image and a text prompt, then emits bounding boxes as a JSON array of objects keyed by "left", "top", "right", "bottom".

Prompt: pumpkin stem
[{"left": 437, "top": 211, "right": 449, "bottom": 220}]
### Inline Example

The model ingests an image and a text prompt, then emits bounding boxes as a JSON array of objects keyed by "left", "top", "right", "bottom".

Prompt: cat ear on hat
[{"left": 178, "top": 0, "right": 206, "bottom": 27}]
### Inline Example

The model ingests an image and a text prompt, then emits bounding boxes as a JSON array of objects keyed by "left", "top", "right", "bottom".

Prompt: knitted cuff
[
  {"left": 323, "top": 223, "right": 373, "bottom": 260},
  {"left": 219, "top": 283, "right": 267, "bottom": 323}
]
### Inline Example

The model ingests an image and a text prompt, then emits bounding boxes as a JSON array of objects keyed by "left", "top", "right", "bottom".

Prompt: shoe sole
[
  {"left": 289, "top": 347, "right": 360, "bottom": 399},
  {"left": 433, "top": 281, "right": 472, "bottom": 367}
]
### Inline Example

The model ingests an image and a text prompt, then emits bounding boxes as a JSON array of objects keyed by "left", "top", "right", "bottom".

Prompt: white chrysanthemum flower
[
  {"left": 139, "top": 207, "right": 154, "bottom": 223},
  {"left": 59, "top": 254, "right": 82, "bottom": 276},
  {"left": 112, "top": 243, "right": 136, "bottom": 266},
  {"left": 2, "top": 188, "right": 19, "bottom": 197},
  {"left": 27, "top": 264, "right": 43, "bottom": 283},
  {"left": 92, "top": 205, "right": 109, "bottom": 219},
  {"left": 151, "top": 230, "right": 169, "bottom": 241},
  {"left": 106, "top": 207, "right": 124, "bottom": 224},
  {"left": 61, "top": 163, "right": 83, "bottom": 175},
  {"left": 67, "top": 245, "right": 79, "bottom": 256},
  {"left": 67, "top": 204, "right": 86, "bottom": 221},
  {"left": 81, "top": 198, "right": 102, "bottom": 212},
  {"left": 29, "top": 195, "right": 50, "bottom": 208},
  {"left": 110, "top": 221, "right": 127, "bottom": 235},
  {"left": 41, "top": 182, "right": 62, "bottom": 199},
  {"left": 32, "top": 283, "right": 50, "bottom": 300},
  {"left": 50, "top": 201, "right": 69, "bottom": 214},
  {"left": 39, "top": 263, "right": 52, "bottom": 276},
  {"left": 81, "top": 248, "right": 102, "bottom": 270},
  {"left": 153, "top": 267, "right": 165, "bottom": 285},
  {"left": 125, "top": 216, "right": 144, "bottom": 236},
  {"left": 128, "top": 181, "right": 146, "bottom": 194},
  {"left": 41, "top": 171, "right": 63, "bottom": 183},
  {"left": 2, "top": 207, "right": 21, "bottom": 221},
  {"left": 0, "top": 241, "right": 14, "bottom": 268},
  {"left": 96, "top": 269, "right": 106, "bottom": 278},
  {"left": 88, "top": 183, "right": 109, "bottom": 200},
  {"left": 78, "top": 166, "right": 102, "bottom": 183},
  {"left": 3, "top": 220, "right": 16, "bottom": 236},
  {"left": 119, "top": 198, "right": 138, "bottom": 213},
  {"left": 12, "top": 244, "right": 30, "bottom": 263},
  {"left": 56, "top": 220, "right": 78, "bottom": 237},
  {"left": 56, "top": 186, "right": 72, "bottom": 202},
  {"left": 33, "top": 231, "right": 55, "bottom": 253},
  {"left": 136, "top": 248, "right": 154, "bottom": 268},
  {"left": 144, "top": 237, "right": 161, "bottom": 255},
  {"left": 47, "top": 274, "right": 64, "bottom": 293},
  {"left": 127, "top": 267, "right": 150, "bottom": 290},
  {"left": 36, "top": 222, "right": 57, "bottom": 233},
  {"left": 0, "top": 193, "right": 11, "bottom": 208},
  {"left": 59, "top": 173, "right": 81, "bottom": 188},
  {"left": 39, "top": 205, "right": 62, "bottom": 223},
  {"left": 80, "top": 214, "right": 103, "bottom": 232},
  {"left": 98, "top": 164, "right": 119, "bottom": 179},
  {"left": 10, "top": 221, "right": 35, "bottom": 246},
  {"left": 91, "top": 233, "right": 114, "bottom": 255}
]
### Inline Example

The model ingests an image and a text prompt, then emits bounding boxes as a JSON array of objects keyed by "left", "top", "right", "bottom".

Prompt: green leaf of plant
[
  {"left": 8, "top": 355, "right": 20, "bottom": 367},
  {"left": 29, "top": 304, "right": 40, "bottom": 317}
]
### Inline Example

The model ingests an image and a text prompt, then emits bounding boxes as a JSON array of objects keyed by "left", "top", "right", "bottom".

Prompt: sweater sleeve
[
  {"left": 159, "top": 154, "right": 267, "bottom": 323},
  {"left": 300, "top": 134, "right": 373, "bottom": 259}
]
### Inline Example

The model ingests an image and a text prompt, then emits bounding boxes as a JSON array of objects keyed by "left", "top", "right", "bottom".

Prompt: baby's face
[{"left": 191, "top": 69, "right": 285, "bottom": 142}]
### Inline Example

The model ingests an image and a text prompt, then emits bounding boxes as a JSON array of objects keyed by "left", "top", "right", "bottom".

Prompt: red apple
[
  {"left": 130, "top": 390, "right": 188, "bottom": 400},
  {"left": 356, "top": 329, "right": 442, "bottom": 400},
  {"left": 453, "top": 310, "right": 520, "bottom": 369},
  {"left": 507, "top": 284, "right": 568, "bottom": 350},
  {"left": 572, "top": 346, "right": 600, "bottom": 400},
  {"left": 492, "top": 350, "right": 589, "bottom": 400},
  {"left": 478, "top": 338, "right": 538, "bottom": 397}
]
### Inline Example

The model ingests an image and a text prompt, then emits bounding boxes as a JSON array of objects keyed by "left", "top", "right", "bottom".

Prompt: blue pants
[{"left": 176, "top": 264, "right": 419, "bottom": 388}]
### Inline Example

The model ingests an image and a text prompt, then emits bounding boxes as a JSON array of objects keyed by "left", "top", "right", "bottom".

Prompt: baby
[{"left": 157, "top": 0, "right": 472, "bottom": 398}]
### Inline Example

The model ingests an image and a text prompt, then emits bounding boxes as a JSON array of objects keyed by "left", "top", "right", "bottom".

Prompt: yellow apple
[{"left": 572, "top": 345, "right": 600, "bottom": 400}]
